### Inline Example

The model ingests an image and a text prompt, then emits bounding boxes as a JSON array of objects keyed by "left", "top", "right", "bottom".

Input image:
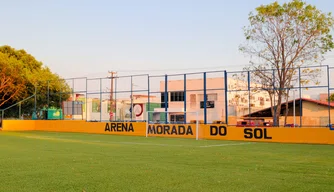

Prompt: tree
[
  {"left": 0, "top": 52, "right": 27, "bottom": 107},
  {"left": 239, "top": 0, "right": 334, "bottom": 126},
  {"left": 0, "top": 45, "right": 71, "bottom": 117},
  {"left": 329, "top": 93, "right": 334, "bottom": 102}
]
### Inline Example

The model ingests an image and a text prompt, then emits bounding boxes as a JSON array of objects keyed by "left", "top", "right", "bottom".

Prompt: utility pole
[{"left": 108, "top": 71, "right": 117, "bottom": 121}]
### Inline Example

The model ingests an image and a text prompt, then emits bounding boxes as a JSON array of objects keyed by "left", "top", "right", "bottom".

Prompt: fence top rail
[
  {"left": 64, "top": 77, "right": 88, "bottom": 80},
  {"left": 149, "top": 70, "right": 227, "bottom": 78},
  {"left": 1, "top": 95, "right": 35, "bottom": 111},
  {"left": 115, "top": 74, "right": 150, "bottom": 78},
  {"left": 226, "top": 65, "right": 329, "bottom": 74}
]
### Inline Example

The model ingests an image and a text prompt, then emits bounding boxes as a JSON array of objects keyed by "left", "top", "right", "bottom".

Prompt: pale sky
[{"left": 1, "top": 0, "right": 334, "bottom": 80}]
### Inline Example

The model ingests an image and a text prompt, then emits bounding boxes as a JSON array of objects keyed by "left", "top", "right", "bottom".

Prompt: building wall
[
  {"left": 159, "top": 77, "right": 273, "bottom": 123},
  {"left": 302, "top": 101, "right": 334, "bottom": 126}
]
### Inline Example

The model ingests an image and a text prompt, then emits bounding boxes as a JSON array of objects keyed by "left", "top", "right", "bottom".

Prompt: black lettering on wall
[
  {"left": 105, "top": 123, "right": 135, "bottom": 132},
  {"left": 264, "top": 129, "right": 272, "bottom": 139},
  {"left": 171, "top": 126, "right": 177, "bottom": 135},
  {"left": 157, "top": 125, "right": 163, "bottom": 134},
  {"left": 146, "top": 124, "right": 194, "bottom": 135},
  {"left": 244, "top": 128, "right": 272, "bottom": 140},
  {"left": 186, "top": 125, "right": 193, "bottom": 135},
  {"left": 254, "top": 128, "right": 263, "bottom": 139},
  {"left": 244, "top": 128, "right": 253, "bottom": 139},
  {"left": 179, "top": 125, "right": 185, "bottom": 135},
  {"left": 111, "top": 123, "right": 116, "bottom": 131},
  {"left": 210, "top": 126, "right": 227, "bottom": 136},
  {"left": 128, "top": 123, "right": 134, "bottom": 132},
  {"left": 164, "top": 125, "right": 170, "bottom": 134},
  {"left": 148, "top": 125, "right": 156, "bottom": 134},
  {"left": 105, "top": 123, "right": 110, "bottom": 131}
]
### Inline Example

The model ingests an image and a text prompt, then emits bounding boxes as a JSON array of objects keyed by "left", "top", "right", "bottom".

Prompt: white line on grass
[
  {"left": 23, "top": 134, "right": 254, "bottom": 148},
  {"left": 199, "top": 142, "right": 253, "bottom": 148},
  {"left": 90, "top": 140, "right": 190, "bottom": 147}
]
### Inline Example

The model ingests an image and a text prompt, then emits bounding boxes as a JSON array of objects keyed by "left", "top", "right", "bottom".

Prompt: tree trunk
[
  {"left": 284, "top": 90, "right": 290, "bottom": 125},
  {"left": 273, "top": 89, "right": 284, "bottom": 127}
]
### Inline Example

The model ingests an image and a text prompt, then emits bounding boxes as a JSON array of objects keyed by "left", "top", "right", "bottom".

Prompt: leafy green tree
[
  {"left": 0, "top": 45, "right": 71, "bottom": 117},
  {"left": 0, "top": 52, "right": 27, "bottom": 107},
  {"left": 239, "top": 0, "right": 334, "bottom": 126},
  {"left": 329, "top": 94, "right": 334, "bottom": 102}
]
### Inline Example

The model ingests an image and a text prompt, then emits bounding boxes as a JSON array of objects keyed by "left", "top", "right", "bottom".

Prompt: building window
[
  {"left": 190, "top": 94, "right": 196, "bottom": 108},
  {"left": 160, "top": 92, "right": 168, "bottom": 108},
  {"left": 171, "top": 91, "right": 184, "bottom": 102}
]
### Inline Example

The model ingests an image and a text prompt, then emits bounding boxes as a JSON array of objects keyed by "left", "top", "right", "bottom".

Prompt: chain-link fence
[{"left": 1, "top": 65, "right": 333, "bottom": 127}]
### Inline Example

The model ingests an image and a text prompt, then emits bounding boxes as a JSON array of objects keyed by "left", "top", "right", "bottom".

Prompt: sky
[{"left": 1, "top": 0, "right": 334, "bottom": 80}]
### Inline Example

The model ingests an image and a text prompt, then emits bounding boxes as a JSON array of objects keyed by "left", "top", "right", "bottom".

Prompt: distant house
[{"left": 243, "top": 98, "right": 334, "bottom": 127}]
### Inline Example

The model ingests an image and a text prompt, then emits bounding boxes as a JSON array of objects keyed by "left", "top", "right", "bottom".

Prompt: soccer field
[{"left": 0, "top": 131, "right": 333, "bottom": 192}]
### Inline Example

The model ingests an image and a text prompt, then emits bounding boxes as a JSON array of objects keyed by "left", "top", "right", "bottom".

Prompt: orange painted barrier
[
  {"left": 201, "top": 125, "right": 334, "bottom": 145},
  {"left": 35, "top": 120, "right": 146, "bottom": 136},
  {"left": 2, "top": 120, "right": 36, "bottom": 131},
  {"left": 1, "top": 120, "right": 334, "bottom": 145}
]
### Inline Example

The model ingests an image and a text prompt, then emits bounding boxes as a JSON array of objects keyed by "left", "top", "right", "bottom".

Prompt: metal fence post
[
  {"left": 115, "top": 77, "right": 117, "bottom": 121},
  {"left": 85, "top": 78, "right": 88, "bottom": 121},
  {"left": 131, "top": 76, "right": 133, "bottom": 121},
  {"left": 72, "top": 79, "right": 75, "bottom": 120},
  {"left": 298, "top": 67, "right": 302, "bottom": 126},
  {"left": 147, "top": 75, "right": 150, "bottom": 122},
  {"left": 184, "top": 74, "right": 187, "bottom": 124},
  {"left": 273, "top": 69, "right": 276, "bottom": 126},
  {"left": 19, "top": 102, "right": 21, "bottom": 119},
  {"left": 100, "top": 78, "right": 102, "bottom": 122},
  {"left": 203, "top": 72, "right": 207, "bottom": 124},
  {"left": 327, "top": 66, "right": 331, "bottom": 125},
  {"left": 224, "top": 70, "right": 228, "bottom": 125},
  {"left": 164, "top": 75, "right": 168, "bottom": 124},
  {"left": 47, "top": 80, "right": 50, "bottom": 110},
  {"left": 247, "top": 71, "right": 251, "bottom": 123}
]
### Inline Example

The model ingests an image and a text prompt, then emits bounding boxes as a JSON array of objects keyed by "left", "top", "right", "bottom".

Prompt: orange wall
[
  {"left": 202, "top": 125, "right": 334, "bottom": 144},
  {"left": 35, "top": 120, "right": 146, "bottom": 136},
  {"left": 2, "top": 120, "right": 36, "bottom": 131},
  {"left": 2, "top": 120, "right": 334, "bottom": 145}
]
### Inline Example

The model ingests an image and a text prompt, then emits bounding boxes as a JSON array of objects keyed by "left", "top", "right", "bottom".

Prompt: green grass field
[{"left": 0, "top": 131, "right": 333, "bottom": 192}]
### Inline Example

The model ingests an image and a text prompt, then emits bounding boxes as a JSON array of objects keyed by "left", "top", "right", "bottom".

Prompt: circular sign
[{"left": 133, "top": 104, "right": 143, "bottom": 117}]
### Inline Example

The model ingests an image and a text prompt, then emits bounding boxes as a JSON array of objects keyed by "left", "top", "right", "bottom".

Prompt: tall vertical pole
[
  {"left": 72, "top": 79, "right": 75, "bottom": 120},
  {"left": 327, "top": 65, "right": 331, "bottom": 125},
  {"left": 164, "top": 75, "right": 168, "bottom": 124},
  {"left": 115, "top": 77, "right": 117, "bottom": 121},
  {"left": 131, "top": 76, "right": 133, "bottom": 121},
  {"left": 47, "top": 80, "right": 50, "bottom": 110},
  {"left": 203, "top": 72, "right": 207, "bottom": 124},
  {"left": 85, "top": 78, "right": 88, "bottom": 121},
  {"left": 147, "top": 75, "right": 150, "bottom": 122},
  {"left": 1, "top": 110, "right": 3, "bottom": 127},
  {"left": 72, "top": 79, "right": 75, "bottom": 101},
  {"left": 100, "top": 78, "right": 102, "bottom": 122},
  {"left": 184, "top": 74, "right": 187, "bottom": 124},
  {"left": 34, "top": 84, "right": 37, "bottom": 116},
  {"left": 273, "top": 69, "right": 276, "bottom": 126},
  {"left": 19, "top": 102, "right": 21, "bottom": 119},
  {"left": 247, "top": 71, "right": 251, "bottom": 124},
  {"left": 109, "top": 71, "right": 117, "bottom": 121},
  {"left": 224, "top": 71, "right": 228, "bottom": 125},
  {"left": 293, "top": 90, "right": 296, "bottom": 127},
  {"left": 298, "top": 67, "right": 302, "bottom": 126}
]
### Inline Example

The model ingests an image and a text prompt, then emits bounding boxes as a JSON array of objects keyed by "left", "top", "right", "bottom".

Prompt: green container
[{"left": 47, "top": 109, "right": 63, "bottom": 120}]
